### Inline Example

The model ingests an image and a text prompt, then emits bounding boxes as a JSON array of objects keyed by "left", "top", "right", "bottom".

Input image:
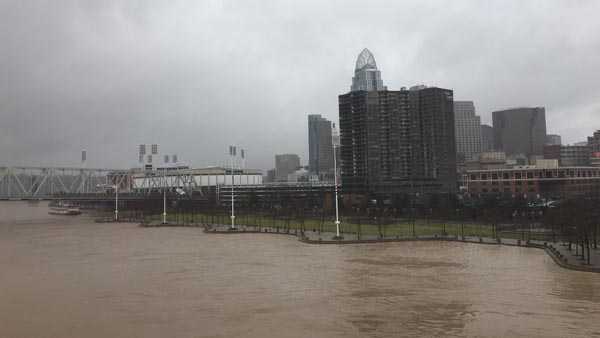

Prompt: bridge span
[
  {"left": 0, "top": 166, "right": 127, "bottom": 200},
  {"left": 1, "top": 166, "right": 335, "bottom": 212}
]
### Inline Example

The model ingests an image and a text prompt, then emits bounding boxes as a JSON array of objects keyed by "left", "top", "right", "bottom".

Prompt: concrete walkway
[
  {"left": 547, "top": 242, "right": 600, "bottom": 272},
  {"left": 202, "top": 224, "right": 600, "bottom": 273}
]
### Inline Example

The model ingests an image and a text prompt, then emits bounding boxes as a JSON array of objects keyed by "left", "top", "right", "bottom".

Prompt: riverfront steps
[{"left": 203, "top": 223, "right": 600, "bottom": 273}]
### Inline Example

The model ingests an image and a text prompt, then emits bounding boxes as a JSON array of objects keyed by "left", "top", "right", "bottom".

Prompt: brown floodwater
[{"left": 1, "top": 201, "right": 600, "bottom": 337}]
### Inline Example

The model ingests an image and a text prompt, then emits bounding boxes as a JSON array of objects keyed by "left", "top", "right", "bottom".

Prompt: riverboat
[{"left": 49, "top": 206, "right": 81, "bottom": 216}]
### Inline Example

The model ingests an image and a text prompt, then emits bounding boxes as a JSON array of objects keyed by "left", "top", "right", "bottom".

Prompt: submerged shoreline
[{"left": 196, "top": 223, "right": 600, "bottom": 273}]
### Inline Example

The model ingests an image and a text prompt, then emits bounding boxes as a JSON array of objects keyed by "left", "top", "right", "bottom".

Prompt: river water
[{"left": 1, "top": 201, "right": 600, "bottom": 337}]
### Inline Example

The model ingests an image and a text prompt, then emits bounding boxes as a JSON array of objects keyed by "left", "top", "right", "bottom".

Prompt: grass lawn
[{"left": 141, "top": 212, "right": 502, "bottom": 239}]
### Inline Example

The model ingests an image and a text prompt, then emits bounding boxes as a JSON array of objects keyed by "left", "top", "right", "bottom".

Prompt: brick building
[{"left": 464, "top": 166, "right": 600, "bottom": 199}]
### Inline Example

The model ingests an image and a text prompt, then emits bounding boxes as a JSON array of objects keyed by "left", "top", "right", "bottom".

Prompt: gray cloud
[{"left": 1, "top": 0, "right": 600, "bottom": 170}]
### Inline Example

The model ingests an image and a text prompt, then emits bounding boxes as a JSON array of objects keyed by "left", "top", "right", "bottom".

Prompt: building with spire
[
  {"left": 351, "top": 48, "right": 386, "bottom": 92},
  {"left": 339, "top": 49, "right": 456, "bottom": 204}
]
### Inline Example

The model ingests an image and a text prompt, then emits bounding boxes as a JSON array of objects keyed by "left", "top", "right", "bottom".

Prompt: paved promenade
[{"left": 202, "top": 223, "right": 600, "bottom": 273}]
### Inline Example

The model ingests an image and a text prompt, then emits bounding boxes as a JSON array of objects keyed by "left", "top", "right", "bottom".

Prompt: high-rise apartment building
[
  {"left": 480, "top": 124, "right": 494, "bottom": 152},
  {"left": 339, "top": 49, "right": 456, "bottom": 200},
  {"left": 408, "top": 87, "right": 456, "bottom": 193},
  {"left": 350, "top": 48, "right": 386, "bottom": 92},
  {"left": 492, "top": 107, "right": 547, "bottom": 159},
  {"left": 454, "top": 101, "right": 481, "bottom": 162},
  {"left": 339, "top": 86, "right": 456, "bottom": 196},
  {"left": 275, "top": 154, "right": 300, "bottom": 182},
  {"left": 307, "top": 114, "right": 334, "bottom": 178}
]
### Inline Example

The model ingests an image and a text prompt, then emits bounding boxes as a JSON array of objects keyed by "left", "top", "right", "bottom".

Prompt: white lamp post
[
  {"left": 96, "top": 183, "right": 118, "bottom": 221},
  {"left": 114, "top": 183, "right": 119, "bottom": 221},
  {"left": 162, "top": 169, "right": 167, "bottom": 224},
  {"left": 332, "top": 123, "right": 342, "bottom": 239},
  {"left": 229, "top": 146, "right": 236, "bottom": 230},
  {"left": 231, "top": 166, "right": 235, "bottom": 230},
  {"left": 228, "top": 146, "right": 245, "bottom": 230}
]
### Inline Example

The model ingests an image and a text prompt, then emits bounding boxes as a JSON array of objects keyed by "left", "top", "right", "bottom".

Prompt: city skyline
[
  {"left": 2, "top": 3, "right": 600, "bottom": 337},
  {"left": 1, "top": 1, "right": 600, "bottom": 171}
]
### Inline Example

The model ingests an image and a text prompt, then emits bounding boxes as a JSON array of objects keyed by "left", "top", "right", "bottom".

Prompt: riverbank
[
  {"left": 201, "top": 223, "right": 600, "bottom": 273},
  {"left": 139, "top": 211, "right": 564, "bottom": 242}
]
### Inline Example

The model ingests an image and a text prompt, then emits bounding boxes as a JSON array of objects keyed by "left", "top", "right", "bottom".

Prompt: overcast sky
[{"left": 2, "top": 0, "right": 600, "bottom": 170}]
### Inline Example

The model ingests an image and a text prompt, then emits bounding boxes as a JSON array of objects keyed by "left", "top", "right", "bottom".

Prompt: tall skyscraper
[
  {"left": 454, "top": 101, "right": 482, "bottom": 161},
  {"left": 480, "top": 124, "right": 494, "bottom": 152},
  {"left": 408, "top": 87, "right": 456, "bottom": 192},
  {"left": 339, "top": 86, "right": 456, "bottom": 196},
  {"left": 492, "top": 107, "right": 547, "bottom": 158},
  {"left": 307, "top": 114, "right": 334, "bottom": 178},
  {"left": 275, "top": 154, "right": 300, "bottom": 182},
  {"left": 351, "top": 48, "right": 386, "bottom": 92}
]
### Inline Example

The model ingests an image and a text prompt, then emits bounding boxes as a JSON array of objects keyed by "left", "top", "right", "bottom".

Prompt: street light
[
  {"left": 115, "top": 184, "right": 119, "bottom": 221},
  {"left": 162, "top": 170, "right": 167, "bottom": 224},
  {"left": 228, "top": 146, "right": 238, "bottom": 230},
  {"left": 96, "top": 183, "right": 118, "bottom": 221},
  {"left": 332, "top": 123, "right": 342, "bottom": 240},
  {"left": 226, "top": 146, "right": 247, "bottom": 230}
]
